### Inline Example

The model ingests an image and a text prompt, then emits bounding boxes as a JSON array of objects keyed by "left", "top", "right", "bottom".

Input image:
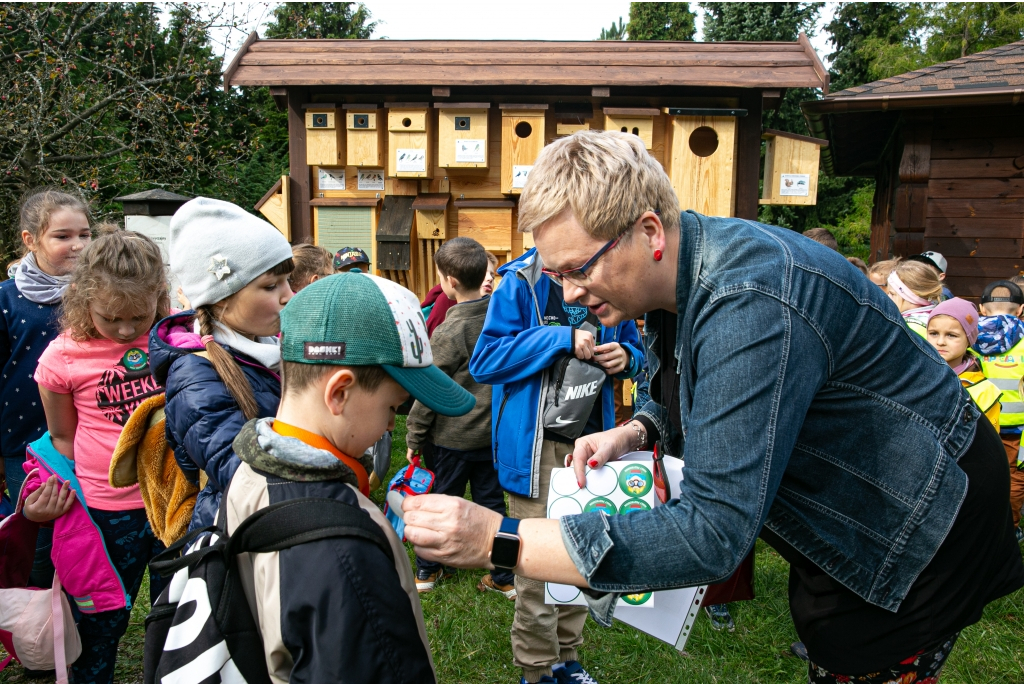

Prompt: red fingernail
[
  {"left": 578, "top": 480, "right": 585, "bottom": 488},
  {"left": 589, "top": 459, "right": 598, "bottom": 467}
]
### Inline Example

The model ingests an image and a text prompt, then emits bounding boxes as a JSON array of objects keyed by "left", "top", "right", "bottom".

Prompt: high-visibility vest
[
  {"left": 960, "top": 370, "right": 1001, "bottom": 432},
  {"left": 978, "top": 340, "right": 1024, "bottom": 428}
]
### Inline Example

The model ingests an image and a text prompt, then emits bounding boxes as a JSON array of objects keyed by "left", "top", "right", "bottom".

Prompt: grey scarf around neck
[{"left": 14, "top": 252, "right": 70, "bottom": 305}]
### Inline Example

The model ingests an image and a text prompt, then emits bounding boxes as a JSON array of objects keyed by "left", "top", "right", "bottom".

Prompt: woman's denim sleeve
[{"left": 559, "top": 291, "right": 829, "bottom": 596}]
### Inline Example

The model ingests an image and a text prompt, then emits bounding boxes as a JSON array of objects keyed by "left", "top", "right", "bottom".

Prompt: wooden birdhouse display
[
  {"left": 305, "top": 106, "right": 343, "bottom": 166},
  {"left": 665, "top": 108, "right": 741, "bottom": 218},
  {"left": 438, "top": 104, "right": 490, "bottom": 169},
  {"left": 345, "top": 105, "right": 384, "bottom": 167},
  {"left": 227, "top": 36, "right": 829, "bottom": 301},
  {"left": 501, "top": 105, "right": 547, "bottom": 194},
  {"left": 388, "top": 105, "right": 433, "bottom": 178},
  {"left": 760, "top": 129, "right": 827, "bottom": 206},
  {"left": 604, "top": 107, "right": 658, "bottom": 150}
]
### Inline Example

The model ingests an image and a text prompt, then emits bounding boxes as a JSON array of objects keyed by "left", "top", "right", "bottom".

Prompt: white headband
[{"left": 887, "top": 271, "right": 933, "bottom": 307}]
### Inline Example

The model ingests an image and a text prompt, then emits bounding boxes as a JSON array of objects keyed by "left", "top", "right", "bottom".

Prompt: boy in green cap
[{"left": 223, "top": 272, "right": 475, "bottom": 683}]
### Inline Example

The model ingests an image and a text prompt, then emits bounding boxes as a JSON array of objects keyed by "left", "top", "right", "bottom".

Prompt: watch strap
[{"left": 499, "top": 517, "right": 521, "bottom": 536}]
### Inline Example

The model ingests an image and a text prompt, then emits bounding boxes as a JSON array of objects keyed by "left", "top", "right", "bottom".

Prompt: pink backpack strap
[{"left": 51, "top": 572, "right": 68, "bottom": 684}]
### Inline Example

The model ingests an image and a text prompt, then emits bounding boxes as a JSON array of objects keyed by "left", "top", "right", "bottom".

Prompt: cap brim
[{"left": 383, "top": 364, "right": 476, "bottom": 417}]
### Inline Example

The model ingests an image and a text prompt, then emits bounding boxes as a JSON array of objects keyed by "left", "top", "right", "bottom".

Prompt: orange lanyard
[{"left": 271, "top": 420, "right": 370, "bottom": 496}]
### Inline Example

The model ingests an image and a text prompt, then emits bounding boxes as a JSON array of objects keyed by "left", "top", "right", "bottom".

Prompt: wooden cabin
[
  {"left": 228, "top": 35, "right": 828, "bottom": 300},
  {"left": 803, "top": 39, "right": 1024, "bottom": 300}
]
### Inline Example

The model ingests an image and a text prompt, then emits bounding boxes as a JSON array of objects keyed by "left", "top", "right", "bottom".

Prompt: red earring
[{"left": 653, "top": 249, "right": 663, "bottom": 262}]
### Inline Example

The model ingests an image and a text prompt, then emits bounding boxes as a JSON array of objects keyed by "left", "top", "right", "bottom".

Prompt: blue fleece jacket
[
  {"left": 0, "top": 280, "right": 61, "bottom": 459},
  {"left": 469, "top": 249, "right": 643, "bottom": 498}
]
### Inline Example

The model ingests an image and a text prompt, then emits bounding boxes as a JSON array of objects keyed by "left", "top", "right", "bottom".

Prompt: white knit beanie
[{"left": 169, "top": 197, "right": 293, "bottom": 309}]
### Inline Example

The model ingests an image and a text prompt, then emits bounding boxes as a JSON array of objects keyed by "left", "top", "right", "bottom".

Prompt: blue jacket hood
[{"left": 974, "top": 314, "right": 1024, "bottom": 356}]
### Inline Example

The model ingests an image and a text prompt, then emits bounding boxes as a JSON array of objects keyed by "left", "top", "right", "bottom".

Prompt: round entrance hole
[
  {"left": 620, "top": 126, "right": 628, "bottom": 133},
  {"left": 515, "top": 121, "right": 533, "bottom": 138},
  {"left": 688, "top": 126, "right": 719, "bottom": 157},
  {"left": 402, "top": 117, "right": 412, "bottom": 127},
  {"left": 632, "top": 126, "right": 640, "bottom": 135}
]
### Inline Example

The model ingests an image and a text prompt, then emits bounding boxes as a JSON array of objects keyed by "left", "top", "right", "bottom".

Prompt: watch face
[{"left": 491, "top": 534, "right": 521, "bottom": 569}]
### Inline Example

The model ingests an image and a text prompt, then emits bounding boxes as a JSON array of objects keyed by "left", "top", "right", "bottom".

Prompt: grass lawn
[{"left": 3, "top": 416, "right": 1022, "bottom": 683}]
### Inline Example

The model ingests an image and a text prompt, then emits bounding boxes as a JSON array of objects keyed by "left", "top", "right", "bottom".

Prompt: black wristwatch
[{"left": 490, "top": 517, "right": 522, "bottom": 572}]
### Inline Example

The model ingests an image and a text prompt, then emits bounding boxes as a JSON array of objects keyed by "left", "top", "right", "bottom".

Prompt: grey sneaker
[{"left": 704, "top": 603, "right": 736, "bottom": 632}]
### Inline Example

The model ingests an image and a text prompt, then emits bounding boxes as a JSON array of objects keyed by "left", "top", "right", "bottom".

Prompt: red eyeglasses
[{"left": 539, "top": 210, "right": 658, "bottom": 287}]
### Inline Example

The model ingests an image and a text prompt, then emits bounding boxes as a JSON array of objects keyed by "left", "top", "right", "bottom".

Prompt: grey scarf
[{"left": 14, "top": 253, "right": 69, "bottom": 305}]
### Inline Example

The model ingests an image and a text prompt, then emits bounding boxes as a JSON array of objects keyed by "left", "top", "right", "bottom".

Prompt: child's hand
[
  {"left": 22, "top": 476, "right": 75, "bottom": 522},
  {"left": 573, "top": 329, "right": 596, "bottom": 361},
  {"left": 594, "top": 342, "right": 628, "bottom": 375},
  {"left": 407, "top": 448, "right": 417, "bottom": 465}
]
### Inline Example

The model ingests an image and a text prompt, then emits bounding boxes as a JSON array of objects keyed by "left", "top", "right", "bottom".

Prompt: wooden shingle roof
[{"left": 225, "top": 35, "right": 829, "bottom": 91}]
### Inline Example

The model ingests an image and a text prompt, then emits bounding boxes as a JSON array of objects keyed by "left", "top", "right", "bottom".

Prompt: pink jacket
[{"left": 20, "top": 434, "right": 129, "bottom": 614}]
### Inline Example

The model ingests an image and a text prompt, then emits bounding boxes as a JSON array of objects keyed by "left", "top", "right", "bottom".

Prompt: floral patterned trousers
[{"left": 809, "top": 633, "right": 959, "bottom": 684}]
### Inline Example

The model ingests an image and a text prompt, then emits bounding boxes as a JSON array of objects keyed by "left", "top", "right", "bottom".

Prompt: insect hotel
[{"left": 229, "top": 35, "right": 829, "bottom": 299}]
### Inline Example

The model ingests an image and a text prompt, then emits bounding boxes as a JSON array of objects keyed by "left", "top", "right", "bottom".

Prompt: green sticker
[
  {"left": 621, "top": 591, "right": 653, "bottom": 605},
  {"left": 620, "top": 498, "right": 651, "bottom": 513},
  {"left": 583, "top": 497, "right": 618, "bottom": 515},
  {"left": 619, "top": 463, "right": 653, "bottom": 497},
  {"left": 122, "top": 348, "right": 148, "bottom": 371}
]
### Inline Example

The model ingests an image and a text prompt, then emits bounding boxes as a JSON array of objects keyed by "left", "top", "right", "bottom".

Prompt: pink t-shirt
[{"left": 35, "top": 331, "right": 163, "bottom": 510}]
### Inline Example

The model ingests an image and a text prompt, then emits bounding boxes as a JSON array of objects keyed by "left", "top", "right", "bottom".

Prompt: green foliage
[
  {"left": 599, "top": 16, "right": 627, "bottom": 41},
  {"left": 627, "top": 3, "right": 696, "bottom": 41},
  {"left": 853, "top": 2, "right": 1024, "bottom": 82},
  {"left": 700, "top": 2, "right": 821, "bottom": 42},
  {"left": 263, "top": 2, "right": 377, "bottom": 40},
  {"left": 826, "top": 2, "right": 916, "bottom": 92}
]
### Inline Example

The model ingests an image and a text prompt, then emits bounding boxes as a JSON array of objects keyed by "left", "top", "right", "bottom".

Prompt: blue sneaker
[
  {"left": 520, "top": 676, "right": 557, "bottom": 684},
  {"left": 552, "top": 661, "right": 598, "bottom": 684}
]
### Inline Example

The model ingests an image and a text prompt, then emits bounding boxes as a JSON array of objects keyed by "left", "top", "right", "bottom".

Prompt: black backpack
[{"left": 143, "top": 495, "right": 394, "bottom": 684}]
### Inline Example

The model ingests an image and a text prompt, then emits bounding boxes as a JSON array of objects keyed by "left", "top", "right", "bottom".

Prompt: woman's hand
[
  {"left": 567, "top": 424, "right": 639, "bottom": 487},
  {"left": 593, "top": 342, "right": 628, "bottom": 375},
  {"left": 403, "top": 494, "right": 503, "bottom": 569},
  {"left": 22, "top": 475, "right": 75, "bottom": 522},
  {"left": 573, "top": 329, "right": 596, "bottom": 361}
]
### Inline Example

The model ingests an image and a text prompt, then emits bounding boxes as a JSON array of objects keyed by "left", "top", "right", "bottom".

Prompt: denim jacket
[{"left": 561, "top": 211, "right": 978, "bottom": 625}]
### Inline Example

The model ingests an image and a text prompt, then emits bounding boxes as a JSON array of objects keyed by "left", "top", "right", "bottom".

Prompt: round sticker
[
  {"left": 122, "top": 348, "right": 148, "bottom": 372},
  {"left": 584, "top": 465, "right": 617, "bottom": 497},
  {"left": 618, "top": 463, "right": 653, "bottom": 497},
  {"left": 583, "top": 497, "right": 618, "bottom": 515},
  {"left": 548, "top": 583, "right": 581, "bottom": 603},
  {"left": 551, "top": 468, "right": 581, "bottom": 496},
  {"left": 548, "top": 496, "right": 583, "bottom": 519},
  {"left": 620, "top": 498, "right": 651, "bottom": 513},
  {"left": 621, "top": 591, "right": 653, "bottom": 605}
]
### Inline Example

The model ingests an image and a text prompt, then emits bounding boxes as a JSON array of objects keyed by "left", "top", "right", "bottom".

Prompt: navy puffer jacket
[{"left": 149, "top": 311, "right": 281, "bottom": 530}]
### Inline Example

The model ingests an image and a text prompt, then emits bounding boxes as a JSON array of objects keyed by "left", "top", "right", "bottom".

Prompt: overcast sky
[{"left": 214, "top": 2, "right": 837, "bottom": 67}]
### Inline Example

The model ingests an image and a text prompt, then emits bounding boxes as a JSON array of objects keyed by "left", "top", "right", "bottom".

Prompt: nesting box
[
  {"left": 412, "top": 193, "right": 449, "bottom": 240},
  {"left": 437, "top": 104, "right": 490, "bottom": 168},
  {"left": 604, "top": 107, "right": 658, "bottom": 150},
  {"left": 760, "top": 129, "right": 827, "bottom": 206},
  {"left": 456, "top": 199, "right": 515, "bottom": 261},
  {"left": 312, "top": 198, "right": 380, "bottom": 273},
  {"left": 345, "top": 105, "right": 384, "bottom": 167},
  {"left": 377, "top": 195, "right": 417, "bottom": 286},
  {"left": 388, "top": 105, "right": 433, "bottom": 179},
  {"left": 254, "top": 176, "right": 290, "bottom": 240},
  {"left": 501, "top": 105, "right": 547, "bottom": 194},
  {"left": 305, "top": 106, "right": 344, "bottom": 166},
  {"left": 665, "top": 110, "right": 739, "bottom": 217}
]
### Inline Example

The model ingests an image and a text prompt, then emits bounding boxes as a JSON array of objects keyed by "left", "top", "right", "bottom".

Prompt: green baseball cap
[{"left": 280, "top": 272, "right": 475, "bottom": 417}]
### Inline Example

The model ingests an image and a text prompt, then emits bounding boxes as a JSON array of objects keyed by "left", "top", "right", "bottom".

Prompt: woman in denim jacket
[{"left": 405, "top": 131, "right": 1024, "bottom": 683}]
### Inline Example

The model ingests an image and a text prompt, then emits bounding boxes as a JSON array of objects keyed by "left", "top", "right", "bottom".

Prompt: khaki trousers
[{"left": 508, "top": 438, "right": 588, "bottom": 682}]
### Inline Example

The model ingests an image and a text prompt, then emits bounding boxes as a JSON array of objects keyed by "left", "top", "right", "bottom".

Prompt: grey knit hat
[{"left": 169, "top": 197, "right": 293, "bottom": 308}]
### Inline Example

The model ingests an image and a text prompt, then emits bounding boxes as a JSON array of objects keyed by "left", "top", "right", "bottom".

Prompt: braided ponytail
[{"left": 195, "top": 306, "right": 259, "bottom": 420}]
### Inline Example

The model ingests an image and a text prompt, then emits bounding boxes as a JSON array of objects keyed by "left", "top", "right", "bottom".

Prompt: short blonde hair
[
  {"left": 518, "top": 130, "right": 680, "bottom": 240},
  {"left": 868, "top": 258, "right": 897, "bottom": 280},
  {"left": 892, "top": 258, "right": 943, "bottom": 303}
]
